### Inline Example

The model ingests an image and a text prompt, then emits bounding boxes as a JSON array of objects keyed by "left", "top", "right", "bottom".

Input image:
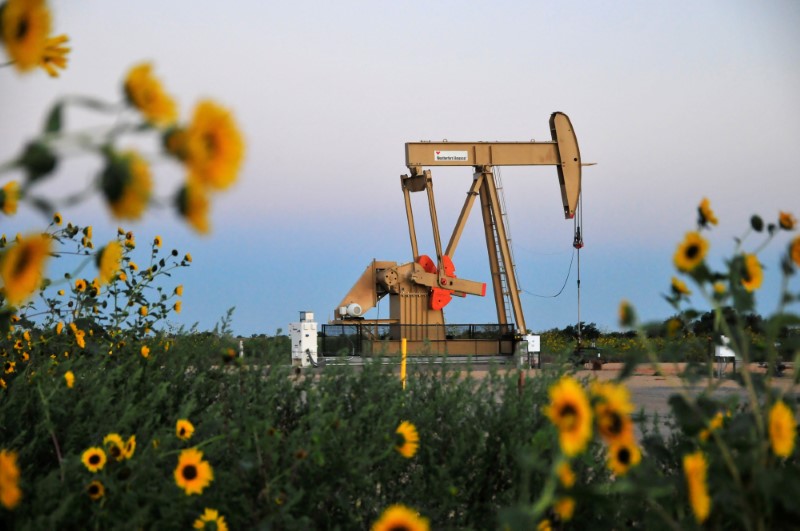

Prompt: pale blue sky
[{"left": 1, "top": 1, "right": 799, "bottom": 335}]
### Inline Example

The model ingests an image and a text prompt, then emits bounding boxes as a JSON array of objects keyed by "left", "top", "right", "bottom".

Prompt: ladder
[{"left": 490, "top": 168, "right": 519, "bottom": 327}]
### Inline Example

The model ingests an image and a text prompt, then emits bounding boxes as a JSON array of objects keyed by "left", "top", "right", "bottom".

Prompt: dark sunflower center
[
  {"left": 559, "top": 404, "right": 578, "bottom": 429},
  {"left": 608, "top": 412, "right": 623, "bottom": 434},
  {"left": 617, "top": 447, "right": 631, "bottom": 465},
  {"left": 395, "top": 432, "right": 407, "bottom": 447},
  {"left": 742, "top": 265, "right": 752, "bottom": 283},
  {"left": 110, "top": 446, "right": 121, "bottom": 458},
  {"left": 88, "top": 484, "right": 99, "bottom": 495},
  {"left": 16, "top": 17, "right": 29, "bottom": 41},
  {"left": 388, "top": 526, "right": 411, "bottom": 531},
  {"left": 89, "top": 454, "right": 100, "bottom": 465},
  {"left": 685, "top": 244, "right": 699, "bottom": 260},
  {"left": 12, "top": 246, "right": 33, "bottom": 278},
  {"left": 182, "top": 464, "right": 198, "bottom": 480},
  {"left": 179, "top": 427, "right": 186, "bottom": 437}
]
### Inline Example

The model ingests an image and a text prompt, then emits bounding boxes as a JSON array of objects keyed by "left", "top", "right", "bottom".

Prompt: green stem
[
  {"left": 645, "top": 497, "right": 683, "bottom": 531},
  {"left": 37, "top": 382, "right": 65, "bottom": 483},
  {"left": 752, "top": 233, "right": 775, "bottom": 256}
]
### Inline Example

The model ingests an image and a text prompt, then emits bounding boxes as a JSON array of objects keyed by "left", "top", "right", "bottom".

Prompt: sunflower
[
  {"left": 139, "top": 306, "right": 147, "bottom": 317},
  {"left": 699, "top": 411, "right": 726, "bottom": 442},
  {"left": 0, "top": 181, "right": 19, "bottom": 215},
  {"left": 0, "top": 233, "right": 52, "bottom": 306},
  {"left": 175, "top": 284, "right": 184, "bottom": 296},
  {"left": 537, "top": 519, "right": 552, "bottom": 531},
  {"left": 176, "top": 419, "right": 195, "bottom": 441},
  {"left": 64, "top": 370, "right": 74, "bottom": 388},
  {"left": 174, "top": 448, "right": 213, "bottom": 495},
  {"left": 52, "top": 212, "right": 62, "bottom": 225},
  {"left": 556, "top": 461, "right": 575, "bottom": 488},
  {"left": 791, "top": 236, "right": 800, "bottom": 268},
  {"left": 123, "top": 435, "right": 136, "bottom": 459},
  {"left": 123, "top": 63, "right": 178, "bottom": 126},
  {"left": 3, "top": 361, "right": 14, "bottom": 375},
  {"left": 184, "top": 100, "right": 245, "bottom": 190},
  {"left": 0, "top": 0, "right": 51, "bottom": 72},
  {"left": 164, "top": 127, "right": 189, "bottom": 160},
  {"left": 395, "top": 420, "right": 420, "bottom": 458},
  {"left": 103, "top": 433, "right": 124, "bottom": 461},
  {"left": 176, "top": 180, "right": 211, "bottom": 234},
  {"left": 193, "top": 508, "right": 229, "bottom": 531},
  {"left": 153, "top": 235, "right": 162, "bottom": 248},
  {"left": 39, "top": 33, "right": 69, "bottom": 77},
  {"left": 674, "top": 231, "right": 709, "bottom": 272},
  {"left": 174, "top": 301, "right": 182, "bottom": 313},
  {"left": 86, "top": 480, "right": 105, "bottom": 501},
  {"left": 69, "top": 323, "right": 85, "bottom": 348},
  {"left": 96, "top": 241, "right": 123, "bottom": 285},
  {"left": 0, "top": 449, "right": 22, "bottom": 510},
  {"left": 683, "top": 451, "right": 711, "bottom": 524},
  {"left": 553, "top": 496, "right": 575, "bottom": 522},
  {"left": 607, "top": 438, "right": 641, "bottom": 476},
  {"left": 101, "top": 150, "right": 153, "bottom": 220},
  {"left": 740, "top": 254, "right": 763, "bottom": 292},
  {"left": 768, "top": 400, "right": 796, "bottom": 458},
  {"left": 697, "top": 197, "right": 718, "bottom": 227},
  {"left": 670, "top": 276, "right": 691, "bottom": 296},
  {"left": 713, "top": 281, "right": 726, "bottom": 296},
  {"left": 545, "top": 376, "right": 593, "bottom": 457},
  {"left": 81, "top": 447, "right": 107, "bottom": 473},
  {"left": 779, "top": 211, "right": 796, "bottom": 231},
  {"left": 371, "top": 504, "right": 429, "bottom": 531},
  {"left": 140, "top": 346, "right": 150, "bottom": 358},
  {"left": 74, "top": 278, "right": 87, "bottom": 292},
  {"left": 591, "top": 381, "right": 635, "bottom": 443}
]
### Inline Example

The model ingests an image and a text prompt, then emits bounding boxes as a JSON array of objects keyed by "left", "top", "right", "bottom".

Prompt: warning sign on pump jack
[{"left": 433, "top": 150, "right": 468, "bottom": 162}]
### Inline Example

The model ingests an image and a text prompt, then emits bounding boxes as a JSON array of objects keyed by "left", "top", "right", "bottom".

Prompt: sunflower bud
[
  {"left": 19, "top": 141, "right": 58, "bottom": 182},
  {"left": 618, "top": 300, "right": 636, "bottom": 328}
]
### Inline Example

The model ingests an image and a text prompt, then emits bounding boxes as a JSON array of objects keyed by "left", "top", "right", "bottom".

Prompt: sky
[{"left": 1, "top": 1, "right": 799, "bottom": 337}]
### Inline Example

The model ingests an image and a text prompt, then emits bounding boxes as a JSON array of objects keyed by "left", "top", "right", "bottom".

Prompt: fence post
[{"left": 401, "top": 338, "right": 407, "bottom": 390}]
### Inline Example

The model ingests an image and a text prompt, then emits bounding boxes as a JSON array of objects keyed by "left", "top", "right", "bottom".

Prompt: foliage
[{"left": 1, "top": 343, "right": 572, "bottom": 529}]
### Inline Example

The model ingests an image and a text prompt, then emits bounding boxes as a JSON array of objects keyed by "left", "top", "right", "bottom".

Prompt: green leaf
[
  {"left": 44, "top": 102, "right": 64, "bottom": 133},
  {"left": 29, "top": 196, "right": 54, "bottom": 215},
  {"left": 668, "top": 393, "right": 705, "bottom": 435}
]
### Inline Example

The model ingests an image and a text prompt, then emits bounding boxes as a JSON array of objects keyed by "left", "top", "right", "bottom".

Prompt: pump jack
[{"left": 326, "top": 112, "right": 583, "bottom": 357}]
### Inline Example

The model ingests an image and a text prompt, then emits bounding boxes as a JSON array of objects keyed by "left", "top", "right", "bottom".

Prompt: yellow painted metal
[
  {"left": 405, "top": 111, "right": 582, "bottom": 219},
  {"left": 445, "top": 173, "right": 484, "bottom": 259}
]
